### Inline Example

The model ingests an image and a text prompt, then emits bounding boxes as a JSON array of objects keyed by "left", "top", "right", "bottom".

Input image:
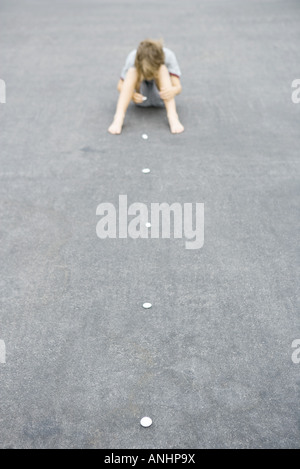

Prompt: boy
[{"left": 108, "top": 39, "right": 184, "bottom": 134}]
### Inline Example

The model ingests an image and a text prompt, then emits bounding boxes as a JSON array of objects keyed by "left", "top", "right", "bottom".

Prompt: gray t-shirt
[{"left": 120, "top": 47, "right": 181, "bottom": 80}]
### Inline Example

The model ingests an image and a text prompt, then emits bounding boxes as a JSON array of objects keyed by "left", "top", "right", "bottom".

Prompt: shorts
[{"left": 135, "top": 80, "right": 164, "bottom": 108}]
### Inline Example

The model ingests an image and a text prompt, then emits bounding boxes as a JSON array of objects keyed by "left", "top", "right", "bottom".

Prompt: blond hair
[{"left": 135, "top": 39, "right": 165, "bottom": 82}]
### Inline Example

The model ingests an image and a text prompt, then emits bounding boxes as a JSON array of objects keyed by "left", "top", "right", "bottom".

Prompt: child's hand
[
  {"left": 133, "top": 92, "right": 147, "bottom": 104},
  {"left": 159, "top": 86, "right": 176, "bottom": 101}
]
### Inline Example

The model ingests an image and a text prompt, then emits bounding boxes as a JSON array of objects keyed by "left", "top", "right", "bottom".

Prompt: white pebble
[
  {"left": 142, "top": 168, "right": 150, "bottom": 174},
  {"left": 145, "top": 222, "right": 151, "bottom": 228},
  {"left": 142, "top": 133, "right": 148, "bottom": 140},
  {"left": 143, "top": 302, "right": 152, "bottom": 309},
  {"left": 140, "top": 417, "right": 152, "bottom": 427}
]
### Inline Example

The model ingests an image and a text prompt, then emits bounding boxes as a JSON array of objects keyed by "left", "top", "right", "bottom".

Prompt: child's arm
[
  {"left": 159, "top": 75, "right": 182, "bottom": 101},
  {"left": 171, "top": 75, "right": 182, "bottom": 94}
]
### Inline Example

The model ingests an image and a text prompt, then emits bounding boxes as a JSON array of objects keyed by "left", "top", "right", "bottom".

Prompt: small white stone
[
  {"left": 140, "top": 417, "right": 152, "bottom": 427},
  {"left": 142, "top": 168, "right": 150, "bottom": 174},
  {"left": 143, "top": 302, "right": 152, "bottom": 309},
  {"left": 145, "top": 222, "right": 151, "bottom": 228},
  {"left": 142, "top": 133, "right": 148, "bottom": 140}
]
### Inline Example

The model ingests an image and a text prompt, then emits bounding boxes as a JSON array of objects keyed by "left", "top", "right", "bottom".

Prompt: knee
[
  {"left": 125, "top": 67, "right": 138, "bottom": 79},
  {"left": 159, "top": 64, "right": 168, "bottom": 71},
  {"left": 158, "top": 64, "right": 168, "bottom": 75},
  {"left": 157, "top": 64, "right": 171, "bottom": 86},
  {"left": 158, "top": 64, "right": 169, "bottom": 76},
  {"left": 123, "top": 67, "right": 138, "bottom": 88}
]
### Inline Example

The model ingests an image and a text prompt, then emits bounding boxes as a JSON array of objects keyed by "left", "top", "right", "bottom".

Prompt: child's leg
[
  {"left": 156, "top": 65, "right": 184, "bottom": 134},
  {"left": 108, "top": 67, "right": 138, "bottom": 134}
]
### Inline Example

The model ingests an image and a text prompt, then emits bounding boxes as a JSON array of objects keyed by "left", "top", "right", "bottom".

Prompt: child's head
[{"left": 135, "top": 39, "right": 165, "bottom": 81}]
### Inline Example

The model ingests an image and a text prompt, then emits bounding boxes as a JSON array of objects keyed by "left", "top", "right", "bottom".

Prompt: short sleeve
[
  {"left": 120, "top": 49, "right": 137, "bottom": 80},
  {"left": 163, "top": 48, "right": 181, "bottom": 78}
]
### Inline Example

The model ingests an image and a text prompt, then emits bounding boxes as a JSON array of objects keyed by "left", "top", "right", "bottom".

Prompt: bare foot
[
  {"left": 108, "top": 114, "right": 125, "bottom": 134},
  {"left": 167, "top": 113, "right": 184, "bottom": 134}
]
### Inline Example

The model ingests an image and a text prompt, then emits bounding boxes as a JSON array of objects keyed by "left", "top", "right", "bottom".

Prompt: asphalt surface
[{"left": 0, "top": 0, "right": 299, "bottom": 449}]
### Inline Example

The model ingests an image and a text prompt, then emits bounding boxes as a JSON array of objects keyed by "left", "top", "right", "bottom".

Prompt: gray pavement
[{"left": 0, "top": 0, "right": 299, "bottom": 449}]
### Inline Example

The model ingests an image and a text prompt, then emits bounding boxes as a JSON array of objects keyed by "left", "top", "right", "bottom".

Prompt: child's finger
[
  {"left": 136, "top": 93, "right": 147, "bottom": 103},
  {"left": 133, "top": 93, "right": 142, "bottom": 103}
]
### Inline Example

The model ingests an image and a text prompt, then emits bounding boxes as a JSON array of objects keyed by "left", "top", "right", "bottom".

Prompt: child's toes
[
  {"left": 108, "top": 119, "right": 123, "bottom": 134},
  {"left": 171, "top": 122, "right": 184, "bottom": 134}
]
